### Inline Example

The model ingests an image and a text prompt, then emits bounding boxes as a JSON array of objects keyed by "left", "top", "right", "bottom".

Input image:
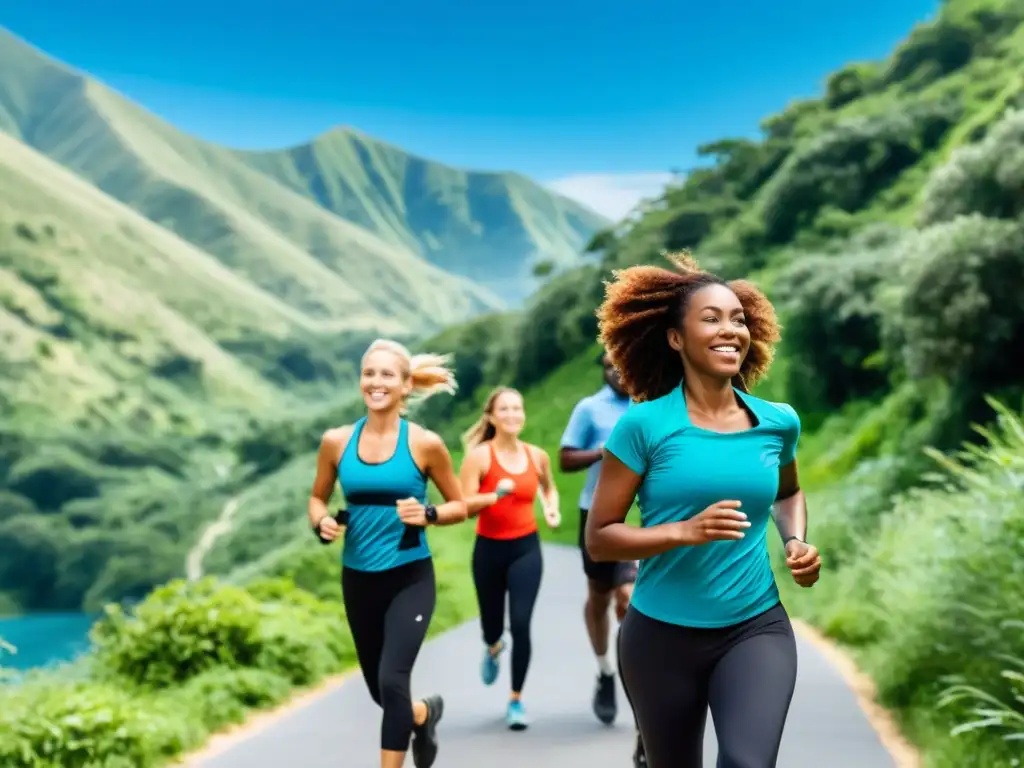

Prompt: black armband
[
  {"left": 315, "top": 508, "right": 349, "bottom": 544},
  {"left": 398, "top": 524, "right": 421, "bottom": 550}
]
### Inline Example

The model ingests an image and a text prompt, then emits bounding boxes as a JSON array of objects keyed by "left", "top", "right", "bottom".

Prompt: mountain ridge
[{"left": 0, "top": 26, "right": 608, "bottom": 308}]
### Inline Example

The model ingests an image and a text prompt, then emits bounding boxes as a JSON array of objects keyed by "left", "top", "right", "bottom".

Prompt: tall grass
[{"left": 792, "top": 397, "right": 1024, "bottom": 767}]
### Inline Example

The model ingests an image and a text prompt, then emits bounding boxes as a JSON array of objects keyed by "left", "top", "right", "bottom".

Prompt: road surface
[{"left": 197, "top": 545, "right": 896, "bottom": 767}]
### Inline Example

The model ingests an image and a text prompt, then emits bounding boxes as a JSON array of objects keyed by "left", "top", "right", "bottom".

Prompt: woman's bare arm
[
  {"left": 459, "top": 445, "right": 498, "bottom": 518},
  {"left": 585, "top": 453, "right": 687, "bottom": 561},
  {"left": 535, "top": 446, "right": 560, "bottom": 514},
  {"left": 421, "top": 431, "right": 467, "bottom": 525},
  {"left": 773, "top": 461, "right": 807, "bottom": 542},
  {"left": 309, "top": 428, "right": 347, "bottom": 528}
]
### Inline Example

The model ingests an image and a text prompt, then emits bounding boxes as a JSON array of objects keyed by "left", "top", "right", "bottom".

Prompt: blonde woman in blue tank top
[
  {"left": 586, "top": 254, "right": 822, "bottom": 768},
  {"left": 309, "top": 339, "right": 467, "bottom": 768}
]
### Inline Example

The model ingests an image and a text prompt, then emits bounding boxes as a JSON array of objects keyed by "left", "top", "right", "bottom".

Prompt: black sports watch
[{"left": 424, "top": 503, "right": 439, "bottom": 524}]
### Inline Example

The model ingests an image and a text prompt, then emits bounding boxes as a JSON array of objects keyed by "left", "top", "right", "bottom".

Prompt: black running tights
[
  {"left": 618, "top": 603, "right": 797, "bottom": 768},
  {"left": 471, "top": 532, "right": 543, "bottom": 693},
  {"left": 341, "top": 558, "right": 436, "bottom": 751}
]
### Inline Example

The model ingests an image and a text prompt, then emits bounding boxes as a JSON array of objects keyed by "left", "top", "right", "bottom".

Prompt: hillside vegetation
[
  {"left": 0, "top": 24, "right": 605, "bottom": 612},
  {"left": 241, "top": 128, "right": 607, "bottom": 301}
]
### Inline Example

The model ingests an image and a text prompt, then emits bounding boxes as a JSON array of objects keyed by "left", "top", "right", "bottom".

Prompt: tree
[{"left": 919, "top": 109, "right": 1024, "bottom": 226}]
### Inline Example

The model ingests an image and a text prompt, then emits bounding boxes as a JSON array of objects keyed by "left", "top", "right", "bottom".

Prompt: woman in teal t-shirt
[{"left": 585, "top": 253, "right": 822, "bottom": 768}]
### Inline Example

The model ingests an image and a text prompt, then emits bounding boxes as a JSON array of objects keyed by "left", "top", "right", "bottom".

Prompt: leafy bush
[
  {"left": 759, "top": 100, "right": 961, "bottom": 244},
  {"left": 90, "top": 578, "right": 265, "bottom": 688},
  {"left": 0, "top": 680, "right": 200, "bottom": 768},
  {"left": 169, "top": 667, "right": 293, "bottom": 733},
  {"left": 919, "top": 108, "right": 1024, "bottom": 226},
  {"left": 798, "top": 399, "right": 1024, "bottom": 766},
  {"left": 0, "top": 574, "right": 355, "bottom": 767},
  {"left": 883, "top": 214, "right": 1024, "bottom": 394},
  {"left": 774, "top": 228, "right": 904, "bottom": 414}
]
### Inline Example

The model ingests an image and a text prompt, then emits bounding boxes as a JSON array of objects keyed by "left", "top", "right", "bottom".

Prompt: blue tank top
[{"left": 339, "top": 417, "right": 432, "bottom": 572}]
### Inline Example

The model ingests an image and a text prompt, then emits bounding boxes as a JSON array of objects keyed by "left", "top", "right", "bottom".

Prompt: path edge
[
  {"left": 791, "top": 618, "right": 923, "bottom": 768},
  {"left": 175, "top": 668, "right": 358, "bottom": 767}
]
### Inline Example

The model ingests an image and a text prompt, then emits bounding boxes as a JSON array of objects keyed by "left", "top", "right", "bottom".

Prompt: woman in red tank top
[{"left": 459, "top": 386, "right": 561, "bottom": 730}]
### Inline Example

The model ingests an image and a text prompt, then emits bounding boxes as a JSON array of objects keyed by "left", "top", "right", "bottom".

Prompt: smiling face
[
  {"left": 488, "top": 389, "right": 526, "bottom": 438},
  {"left": 668, "top": 282, "right": 751, "bottom": 381},
  {"left": 360, "top": 349, "right": 411, "bottom": 413}
]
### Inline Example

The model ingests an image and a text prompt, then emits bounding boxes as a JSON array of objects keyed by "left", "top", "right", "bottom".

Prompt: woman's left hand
[
  {"left": 785, "top": 539, "right": 821, "bottom": 587},
  {"left": 397, "top": 498, "right": 428, "bottom": 527},
  {"left": 543, "top": 504, "right": 562, "bottom": 530}
]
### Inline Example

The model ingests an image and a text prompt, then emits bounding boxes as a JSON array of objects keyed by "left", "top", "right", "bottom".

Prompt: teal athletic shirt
[
  {"left": 338, "top": 417, "right": 432, "bottom": 572},
  {"left": 604, "top": 384, "right": 801, "bottom": 629}
]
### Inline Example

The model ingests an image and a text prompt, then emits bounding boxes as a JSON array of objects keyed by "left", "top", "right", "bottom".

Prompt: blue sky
[{"left": 4, "top": 0, "right": 939, "bottom": 218}]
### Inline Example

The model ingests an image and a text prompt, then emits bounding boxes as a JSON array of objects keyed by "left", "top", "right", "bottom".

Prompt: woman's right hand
[
  {"left": 676, "top": 501, "right": 749, "bottom": 546},
  {"left": 317, "top": 515, "right": 342, "bottom": 542},
  {"left": 495, "top": 478, "right": 515, "bottom": 499}
]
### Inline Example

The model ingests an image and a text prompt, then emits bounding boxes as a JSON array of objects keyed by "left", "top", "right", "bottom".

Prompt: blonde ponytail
[
  {"left": 408, "top": 352, "right": 458, "bottom": 400},
  {"left": 461, "top": 386, "right": 519, "bottom": 452},
  {"left": 361, "top": 339, "right": 457, "bottom": 410}
]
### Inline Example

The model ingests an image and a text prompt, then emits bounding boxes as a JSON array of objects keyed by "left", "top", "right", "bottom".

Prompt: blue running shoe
[
  {"left": 506, "top": 699, "right": 528, "bottom": 731},
  {"left": 480, "top": 641, "right": 504, "bottom": 686}
]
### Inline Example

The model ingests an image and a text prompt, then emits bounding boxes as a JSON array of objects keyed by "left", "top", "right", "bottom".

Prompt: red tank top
[{"left": 475, "top": 441, "right": 540, "bottom": 540}]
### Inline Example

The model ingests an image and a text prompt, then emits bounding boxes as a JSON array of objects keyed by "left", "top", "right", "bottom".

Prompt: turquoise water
[{"left": 0, "top": 613, "right": 98, "bottom": 671}]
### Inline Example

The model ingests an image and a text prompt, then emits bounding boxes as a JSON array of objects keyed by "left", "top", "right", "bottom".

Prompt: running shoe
[
  {"left": 411, "top": 694, "right": 444, "bottom": 768},
  {"left": 633, "top": 731, "right": 648, "bottom": 767},
  {"left": 592, "top": 672, "right": 617, "bottom": 725},
  {"left": 480, "top": 640, "right": 504, "bottom": 686},
  {"left": 506, "top": 699, "right": 529, "bottom": 731}
]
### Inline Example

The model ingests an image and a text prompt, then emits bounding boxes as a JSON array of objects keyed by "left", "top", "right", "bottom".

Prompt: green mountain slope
[
  {"left": 0, "top": 28, "right": 502, "bottom": 333},
  {"left": 0, "top": 131, "right": 294, "bottom": 432},
  {"left": 0, "top": 27, "right": 607, "bottom": 314},
  {"left": 239, "top": 128, "right": 608, "bottom": 302}
]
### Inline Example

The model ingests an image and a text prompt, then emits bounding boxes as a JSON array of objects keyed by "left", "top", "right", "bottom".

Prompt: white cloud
[{"left": 546, "top": 171, "right": 675, "bottom": 221}]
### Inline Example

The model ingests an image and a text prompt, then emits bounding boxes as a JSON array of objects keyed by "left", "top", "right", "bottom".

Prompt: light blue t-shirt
[
  {"left": 560, "top": 385, "right": 632, "bottom": 510},
  {"left": 604, "top": 384, "right": 801, "bottom": 629}
]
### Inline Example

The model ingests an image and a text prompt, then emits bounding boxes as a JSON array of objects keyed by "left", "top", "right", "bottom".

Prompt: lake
[{"left": 0, "top": 613, "right": 98, "bottom": 671}]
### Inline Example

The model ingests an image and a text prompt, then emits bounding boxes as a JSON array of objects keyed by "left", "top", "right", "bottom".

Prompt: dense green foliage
[
  {"left": 0, "top": 577, "right": 344, "bottom": 768},
  {"left": 0, "top": 26, "right": 605, "bottom": 613},
  {"left": 0, "top": 524, "right": 479, "bottom": 768}
]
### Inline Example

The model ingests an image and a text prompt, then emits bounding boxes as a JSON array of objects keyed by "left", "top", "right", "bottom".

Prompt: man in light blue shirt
[{"left": 559, "top": 350, "right": 639, "bottom": 736}]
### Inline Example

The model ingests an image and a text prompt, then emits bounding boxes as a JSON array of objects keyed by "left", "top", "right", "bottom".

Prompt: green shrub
[
  {"left": 168, "top": 667, "right": 293, "bottom": 734},
  {"left": 919, "top": 108, "right": 1024, "bottom": 226},
  {"left": 797, "top": 399, "right": 1024, "bottom": 766},
  {"left": 90, "top": 578, "right": 264, "bottom": 688},
  {"left": 0, "top": 680, "right": 200, "bottom": 768},
  {"left": 883, "top": 215, "right": 1024, "bottom": 394},
  {"left": 0, "top": 575, "right": 360, "bottom": 767},
  {"left": 249, "top": 582, "right": 351, "bottom": 686}
]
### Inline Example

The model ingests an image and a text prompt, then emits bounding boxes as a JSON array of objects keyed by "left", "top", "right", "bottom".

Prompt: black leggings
[
  {"left": 341, "top": 558, "right": 436, "bottom": 752},
  {"left": 619, "top": 602, "right": 797, "bottom": 768},
  {"left": 471, "top": 532, "right": 543, "bottom": 693}
]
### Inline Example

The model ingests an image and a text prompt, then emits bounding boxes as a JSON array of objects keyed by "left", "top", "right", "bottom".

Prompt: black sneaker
[
  {"left": 633, "top": 731, "right": 648, "bottom": 767},
  {"left": 592, "top": 672, "right": 617, "bottom": 725},
  {"left": 411, "top": 694, "right": 444, "bottom": 768}
]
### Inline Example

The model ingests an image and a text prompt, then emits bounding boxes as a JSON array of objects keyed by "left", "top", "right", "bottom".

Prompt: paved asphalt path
[{"left": 198, "top": 545, "right": 895, "bottom": 768}]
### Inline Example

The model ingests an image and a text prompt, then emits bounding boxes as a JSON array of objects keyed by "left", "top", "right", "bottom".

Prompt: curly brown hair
[{"left": 597, "top": 251, "right": 780, "bottom": 402}]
